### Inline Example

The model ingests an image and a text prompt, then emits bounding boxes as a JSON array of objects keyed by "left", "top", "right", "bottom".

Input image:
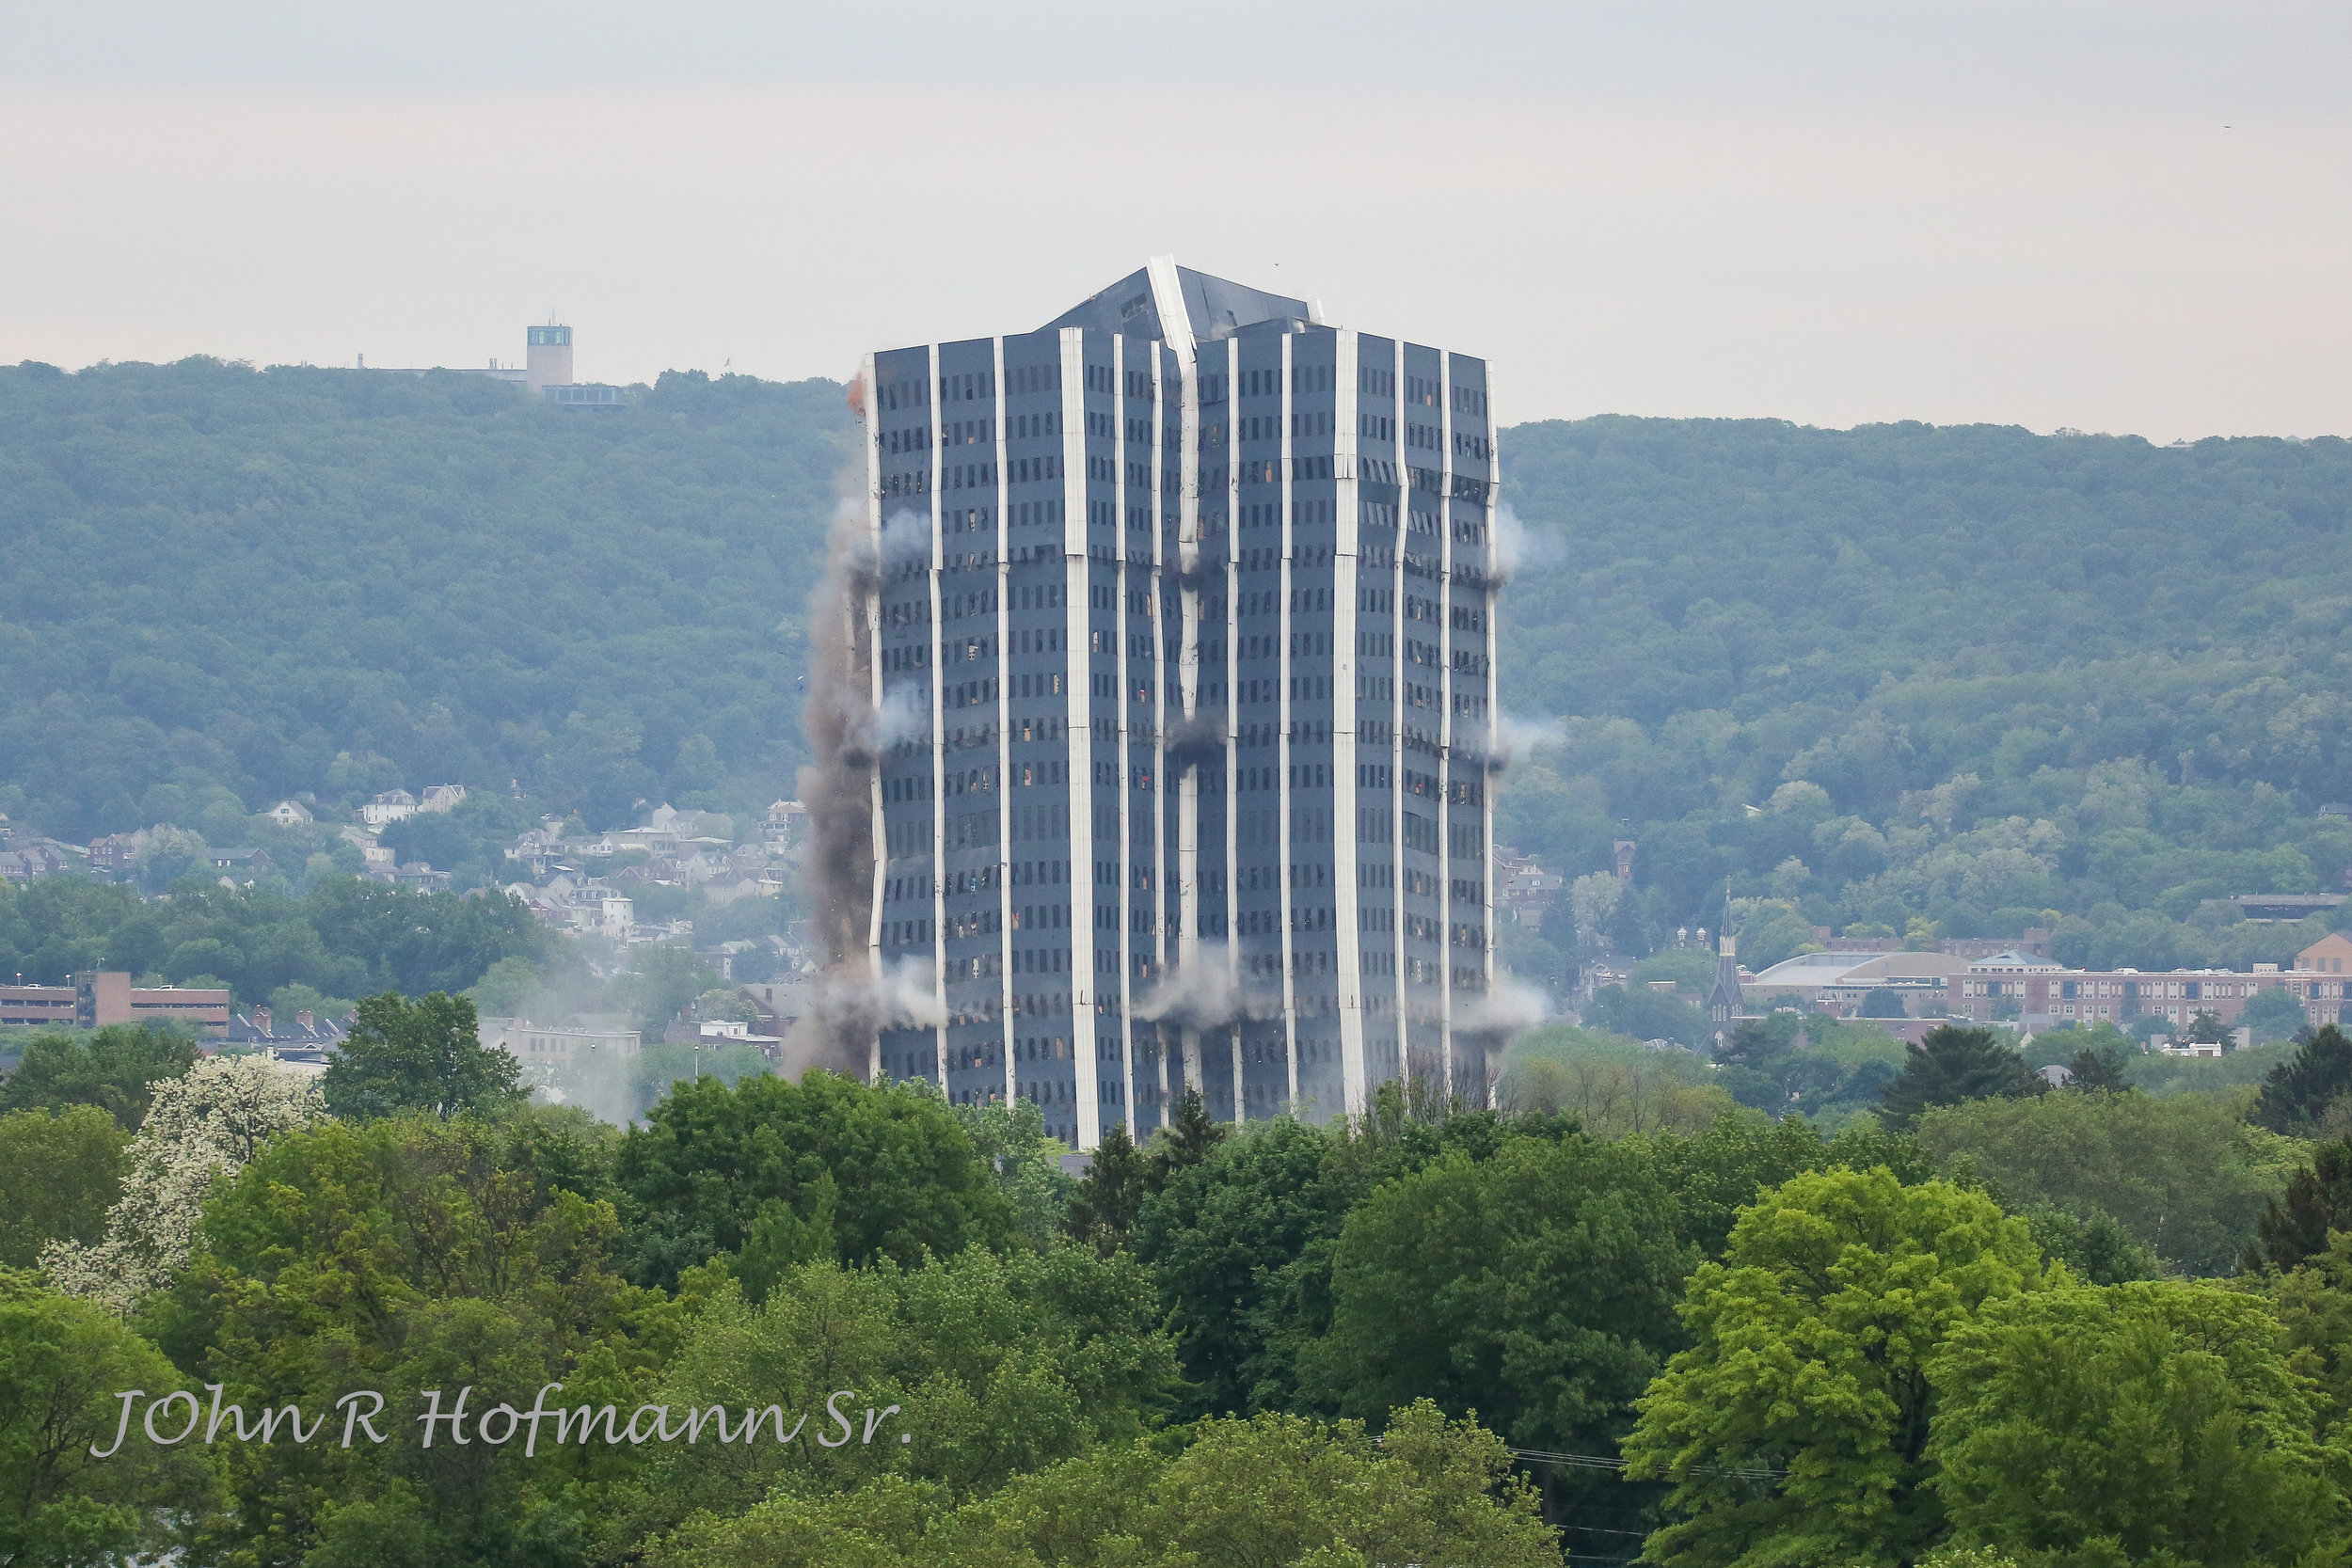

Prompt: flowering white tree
[{"left": 41, "top": 1053, "right": 326, "bottom": 1315}]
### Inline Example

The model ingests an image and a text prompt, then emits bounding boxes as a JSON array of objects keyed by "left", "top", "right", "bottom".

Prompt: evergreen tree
[
  {"left": 1147, "top": 1087, "right": 1227, "bottom": 1186},
  {"left": 1063, "top": 1120, "right": 1149, "bottom": 1258},
  {"left": 2245, "top": 1137, "right": 2352, "bottom": 1275},
  {"left": 2066, "top": 1043, "right": 2132, "bottom": 1093},
  {"left": 2250, "top": 1024, "right": 2352, "bottom": 1135},
  {"left": 1876, "top": 1024, "right": 2043, "bottom": 1132}
]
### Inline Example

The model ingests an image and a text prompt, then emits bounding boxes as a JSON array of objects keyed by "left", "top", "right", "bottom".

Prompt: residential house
[
  {"left": 87, "top": 832, "right": 146, "bottom": 871},
  {"left": 0, "top": 842, "right": 72, "bottom": 881},
  {"left": 266, "top": 800, "right": 314, "bottom": 826},
  {"left": 227, "top": 1006, "right": 349, "bottom": 1048},
  {"left": 1492, "top": 845, "right": 1564, "bottom": 928},
  {"left": 362, "top": 790, "right": 418, "bottom": 828},
  {"left": 764, "top": 800, "right": 808, "bottom": 851},
  {"left": 420, "top": 784, "right": 468, "bottom": 815}
]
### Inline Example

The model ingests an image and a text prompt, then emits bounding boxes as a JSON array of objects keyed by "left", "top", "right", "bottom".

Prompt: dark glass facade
[{"left": 861, "top": 261, "right": 1498, "bottom": 1148}]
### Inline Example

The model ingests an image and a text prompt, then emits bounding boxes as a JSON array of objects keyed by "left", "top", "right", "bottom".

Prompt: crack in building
[{"left": 861, "top": 258, "right": 1500, "bottom": 1147}]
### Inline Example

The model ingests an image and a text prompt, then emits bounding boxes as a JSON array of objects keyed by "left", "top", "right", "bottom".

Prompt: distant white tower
[{"left": 526, "top": 324, "right": 574, "bottom": 393}]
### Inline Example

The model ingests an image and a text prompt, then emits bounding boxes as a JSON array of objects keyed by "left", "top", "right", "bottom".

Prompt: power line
[{"left": 1504, "top": 1445, "right": 1786, "bottom": 1481}]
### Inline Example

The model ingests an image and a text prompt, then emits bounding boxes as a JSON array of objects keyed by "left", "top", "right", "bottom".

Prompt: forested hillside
[
  {"left": 1494, "top": 418, "right": 2352, "bottom": 973},
  {"left": 6, "top": 360, "right": 2349, "bottom": 969},
  {"left": 0, "top": 358, "right": 854, "bottom": 841}
]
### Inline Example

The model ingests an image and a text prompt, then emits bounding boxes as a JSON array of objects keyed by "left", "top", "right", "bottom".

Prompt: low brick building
[{"left": 0, "top": 972, "right": 230, "bottom": 1037}]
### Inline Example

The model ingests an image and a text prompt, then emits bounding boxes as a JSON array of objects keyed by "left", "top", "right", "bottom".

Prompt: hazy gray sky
[{"left": 4, "top": 1, "right": 2344, "bottom": 439}]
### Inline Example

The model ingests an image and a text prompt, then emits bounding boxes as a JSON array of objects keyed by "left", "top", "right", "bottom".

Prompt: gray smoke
[
  {"left": 1166, "top": 711, "right": 1227, "bottom": 768},
  {"left": 787, "top": 467, "right": 883, "bottom": 1078},
  {"left": 1135, "top": 945, "right": 1275, "bottom": 1030}
]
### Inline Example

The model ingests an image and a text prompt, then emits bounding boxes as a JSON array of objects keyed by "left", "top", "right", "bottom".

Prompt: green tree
[
  {"left": 645, "top": 1402, "right": 1559, "bottom": 1568},
  {"left": 1861, "top": 987, "right": 1908, "bottom": 1018},
  {"left": 1878, "top": 1024, "right": 2044, "bottom": 1132},
  {"left": 2066, "top": 1043, "right": 2132, "bottom": 1093},
  {"left": 1931, "top": 1282, "right": 2336, "bottom": 1568},
  {"left": 2184, "top": 1006, "right": 2230, "bottom": 1045},
  {"left": 1062, "top": 1120, "right": 1148, "bottom": 1258},
  {"left": 1147, "top": 1086, "right": 1227, "bottom": 1182},
  {"left": 1584, "top": 983, "right": 1710, "bottom": 1048},
  {"left": 1623, "top": 1168, "right": 2049, "bottom": 1568},
  {"left": 1301, "top": 1134, "right": 1693, "bottom": 1454},
  {"left": 0, "top": 1106, "right": 126, "bottom": 1267},
  {"left": 0, "top": 1272, "right": 212, "bottom": 1568},
  {"left": 2267, "top": 1228, "right": 2352, "bottom": 1433},
  {"left": 322, "top": 990, "right": 523, "bottom": 1120},
  {"left": 1914, "top": 1089, "right": 2301, "bottom": 1276},
  {"left": 952, "top": 1096, "right": 1073, "bottom": 1250},
  {"left": 1632, "top": 1111, "right": 1938, "bottom": 1259},
  {"left": 0, "top": 1025, "right": 197, "bottom": 1131},
  {"left": 2241, "top": 985, "right": 2310, "bottom": 1046},
  {"left": 2250, "top": 1023, "right": 2352, "bottom": 1135},
  {"left": 605, "top": 1243, "right": 1180, "bottom": 1553},
  {"left": 140, "top": 1113, "right": 647, "bottom": 1568},
  {"left": 1133, "top": 1085, "right": 1545, "bottom": 1418},
  {"left": 2244, "top": 1136, "right": 2352, "bottom": 1275},
  {"left": 2018, "top": 1204, "right": 2156, "bottom": 1286},
  {"left": 614, "top": 1070, "right": 1011, "bottom": 1289}
]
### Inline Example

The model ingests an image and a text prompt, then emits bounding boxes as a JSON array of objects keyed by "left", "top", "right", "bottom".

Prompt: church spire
[{"left": 1708, "top": 883, "right": 1742, "bottom": 1052}]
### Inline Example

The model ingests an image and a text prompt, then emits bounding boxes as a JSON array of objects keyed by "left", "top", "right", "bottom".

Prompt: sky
[{"left": 3, "top": 0, "right": 2345, "bottom": 441}]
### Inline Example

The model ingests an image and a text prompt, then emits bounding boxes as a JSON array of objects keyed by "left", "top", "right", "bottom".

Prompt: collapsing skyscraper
[{"left": 860, "top": 258, "right": 1500, "bottom": 1148}]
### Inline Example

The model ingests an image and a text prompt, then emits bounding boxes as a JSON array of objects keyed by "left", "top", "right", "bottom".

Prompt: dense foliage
[
  {"left": 0, "top": 359, "right": 855, "bottom": 839},
  {"left": 1, "top": 993, "right": 2350, "bottom": 1567},
  {"left": 0, "top": 870, "right": 546, "bottom": 998},
  {"left": 11, "top": 369, "right": 2352, "bottom": 1560},
  {"left": 9, "top": 363, "right": 2351, "bottom": 979},
  {"left": 1494, "top": 418, "right": 2352, "bottom": 968}
]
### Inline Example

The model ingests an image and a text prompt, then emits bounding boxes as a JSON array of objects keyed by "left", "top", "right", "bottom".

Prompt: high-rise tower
[{"left": 861, "top": 259, "right": 1500, "bottom": 1148}]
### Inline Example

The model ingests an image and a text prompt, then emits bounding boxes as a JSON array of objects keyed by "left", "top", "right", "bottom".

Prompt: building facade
[
  {"left": 862, "top": 259, "right": 1499, "bottom": 1148},
  {"left": 1953, "top": 933, "right": 2352, "bottom": 1033},
  {"left": 0, "top": 973, "right": 230, "bottom": 1036}
]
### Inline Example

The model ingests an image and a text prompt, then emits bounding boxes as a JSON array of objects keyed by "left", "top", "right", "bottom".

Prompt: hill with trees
[
  {"left": 6, "top": 359, "right": 2349, "bottom": 971},
  {"left": 1493, "top": 416, "right": 2352, "bottom": 974},
  {"left": 0, "top": 357, "right": 853, "bottom": 843}
]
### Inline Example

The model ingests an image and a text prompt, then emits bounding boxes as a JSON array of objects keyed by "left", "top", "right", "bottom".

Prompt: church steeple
[{"left": 1708, "top": 885, "right": 1743, "bottom": 1052}]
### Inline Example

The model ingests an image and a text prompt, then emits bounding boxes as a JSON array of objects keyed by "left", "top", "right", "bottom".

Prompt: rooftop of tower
[{"left": 1041, "top": 261, "right": 1320, "bottom": 343}]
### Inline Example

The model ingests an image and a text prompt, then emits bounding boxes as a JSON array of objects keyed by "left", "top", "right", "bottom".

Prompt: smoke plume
[
  {"left": 1165, "top": 711, "right": 1227, "bottom": 768},
  {"left": 1488, "top": 502, "right": 1559, "bottom": 584},
  {"left": 787, "top": 441, "right": 883, "bottom": 1076},
  {"left": 1453, "top": 974, "right": 1550, "bottom": 1045},
  {"left": 1135, "top": 945, "right": 1273, "bottom": 1030}
]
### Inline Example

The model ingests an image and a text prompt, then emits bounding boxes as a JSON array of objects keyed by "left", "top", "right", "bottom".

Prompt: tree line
[{"left": 8, "top": 1001, "right": 2352, "bottom": 1565}]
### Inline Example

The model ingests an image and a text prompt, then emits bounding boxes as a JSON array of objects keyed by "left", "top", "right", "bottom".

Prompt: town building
[
  {"left": 0, "top": 973, "right": 230, "bottom": 1037},
  {"left": 479, "top": 1017, "right": 643, "bottom": 1068},
  {"left": 1493, "top": 845, "right": 1564, "bottom": 928},
  {"left": 1755, "top": 931, "right": 2352, "bottom": 1035},
  {"left": 864, "top": 258, "right": 1500, "bottom": 1147},
  {"left": 226, "top": 1006, "right": 348, "bottom": 1048},
  {"left": 362, "top": 324, "right": 624, "bottom": 406}
]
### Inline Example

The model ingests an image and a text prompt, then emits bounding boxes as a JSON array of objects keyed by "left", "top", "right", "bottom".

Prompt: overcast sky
[{"left": 4, "top": 0, "right": 2344, "bottom": 440}]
